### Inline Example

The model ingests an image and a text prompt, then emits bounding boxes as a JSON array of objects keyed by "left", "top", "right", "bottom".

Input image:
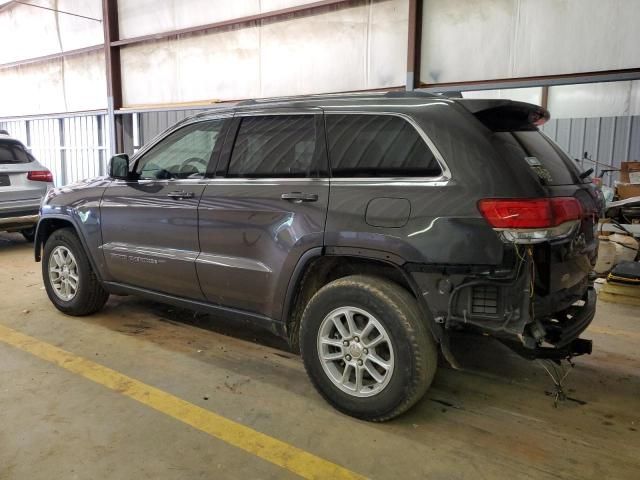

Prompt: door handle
[
  {"left": 167, "top": 190, "right": 195, "bottom": 200},
  {"left": 281, "top": 192, "right": 319, "bottom": 203}
]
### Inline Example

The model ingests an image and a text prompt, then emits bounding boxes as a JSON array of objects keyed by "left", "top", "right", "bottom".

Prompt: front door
[
  {"left": 100, "top": 119, "right": 227, "bottom": 300},
  {"left": 197, "top": 110, "right": 329, "bottom": 320}
]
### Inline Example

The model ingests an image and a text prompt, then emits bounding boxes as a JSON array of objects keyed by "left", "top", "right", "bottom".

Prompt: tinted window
[
  {"left": 136, "top": 120, "right": 224, "bottom": 180},
  {"left": 493, "top": 131, "right": 578, "bottom": 186},
  {"left": 325, "top": 114, "right": 442, "bottom": 177},
  {"left": 0, "top": 140, "right": 30, "bottom": 164},
  {"left": 227, "top": 115, "right": 322, "bottom": 178}
]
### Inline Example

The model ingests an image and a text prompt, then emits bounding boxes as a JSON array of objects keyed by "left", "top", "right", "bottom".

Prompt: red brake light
[
  {"left": 27, "top": 170, "right": 53, "bottom": 182},
  {"left": 478, "top": 197, "right": 582, "bottom": 229}
]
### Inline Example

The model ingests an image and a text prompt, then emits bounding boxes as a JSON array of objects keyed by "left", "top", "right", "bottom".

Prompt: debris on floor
[{"left": 600, "top": 261, "right": 640, "bottom": 306}]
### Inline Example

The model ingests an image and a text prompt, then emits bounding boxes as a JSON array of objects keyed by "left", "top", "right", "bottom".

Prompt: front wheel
[
  {"left": 42, "top": 227, "right": 109, "bottom": 316},
  {"left": 299, "top": 275, "right": 438, "bottom": 421}
]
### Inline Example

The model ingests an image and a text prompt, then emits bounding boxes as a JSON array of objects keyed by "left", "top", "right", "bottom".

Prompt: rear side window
[
  {"left": 0, "top": 140, "right": 30, "bottom": 164},
  {"left": 493, "top": 131, "right": 578, "bottom": 186},
  {"left": 325, "top": 114, "right": 442, "bottom": 178},
  {"left": 227, "top": 115, "right": 324, "bottom": 178}
]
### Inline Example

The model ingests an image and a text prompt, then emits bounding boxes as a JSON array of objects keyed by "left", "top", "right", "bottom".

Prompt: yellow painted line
[
  {"left": 0, "top": 324, "right": 365, "bottom": 480},
  {"left": 588, "top": 325, "right": 640, "bottom": 341}
]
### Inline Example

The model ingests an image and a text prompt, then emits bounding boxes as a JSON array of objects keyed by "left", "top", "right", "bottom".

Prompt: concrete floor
[{"left": 0, "top": 232, "right": 639, "bottom": 480}]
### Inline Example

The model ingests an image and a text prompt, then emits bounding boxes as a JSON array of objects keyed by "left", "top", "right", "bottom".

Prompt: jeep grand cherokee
[{"left": 35, "top": 92, "right": 600, "bottom": 421}]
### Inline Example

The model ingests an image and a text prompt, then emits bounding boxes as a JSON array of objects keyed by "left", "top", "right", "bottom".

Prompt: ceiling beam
[{"left": 418, "top": 68, "right": 640, "bottom": 92}]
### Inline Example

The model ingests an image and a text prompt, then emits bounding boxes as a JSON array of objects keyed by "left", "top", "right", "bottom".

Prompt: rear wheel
[
  {"left": 300, "top": 275, "right": 438, "bottom": 421},
  {"left": 42, "top": 228, "right": 109, "bottom": 316}
]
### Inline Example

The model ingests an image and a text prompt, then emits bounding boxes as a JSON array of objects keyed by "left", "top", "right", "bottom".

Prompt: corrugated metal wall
[
  {"left": 136, "top": 109, "right": 208, "bottom": 147},
  {"left": 542, "top": 116, "right": 640, "bottom": 186},
  {"left": 0, "top": 114, "right": 110, "bottom": 186}
]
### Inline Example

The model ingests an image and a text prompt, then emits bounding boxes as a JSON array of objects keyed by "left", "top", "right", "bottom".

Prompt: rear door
[
  {"left": 100, "top": 118, "right": 228, "bottom": 299},
  {"left": 197, "top": 109, "right": 329, "bottom": 320}
]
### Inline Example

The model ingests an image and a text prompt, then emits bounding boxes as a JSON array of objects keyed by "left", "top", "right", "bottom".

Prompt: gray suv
[
  {"left": 1, "top": 131, "right": 53, "bottom": 241},
  {"left": 35, "top": 92, "right": 600, "bottom": 421}
]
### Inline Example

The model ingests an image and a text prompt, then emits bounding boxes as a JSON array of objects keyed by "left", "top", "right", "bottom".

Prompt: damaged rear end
[{"left": 434, "top": 99, "right": 601, "bottom": 360}]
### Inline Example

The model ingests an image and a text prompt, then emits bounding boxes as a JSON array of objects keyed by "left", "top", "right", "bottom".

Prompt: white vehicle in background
[{"left": 0, "top": 130, "right": 54, "bottom": 241}]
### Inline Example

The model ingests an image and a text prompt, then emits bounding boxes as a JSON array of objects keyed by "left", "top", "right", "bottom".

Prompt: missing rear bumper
[{"left": 500, "top": 337, "right": 592, "bottom": 360}]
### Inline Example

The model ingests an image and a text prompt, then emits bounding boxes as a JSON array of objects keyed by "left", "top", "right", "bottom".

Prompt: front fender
[{"left": 35, "top": 178, "right": 110, "bottom": 280}]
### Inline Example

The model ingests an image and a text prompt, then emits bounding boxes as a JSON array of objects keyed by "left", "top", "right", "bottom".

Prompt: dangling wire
[{"left": 537, "top": 358, "right": 575, "bottom": 407}]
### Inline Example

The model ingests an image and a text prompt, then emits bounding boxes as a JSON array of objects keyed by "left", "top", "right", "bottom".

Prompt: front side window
[
  {"left": 227, "top": 115, "right": 323, "bottom": 178},
  {"left": 136, "top": 120, "right": 224, "bottom": 180},
  {"left": 326, "top": 114, "right": 442, "bottom": 178}
]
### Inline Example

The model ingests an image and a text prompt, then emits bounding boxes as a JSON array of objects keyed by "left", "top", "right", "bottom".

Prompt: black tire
[
  {"left": 42, "top": 227, "right": 109, "bottom": 316},
  {"left": 299, "top": 275, "right": 438, "bottom": 422},
  {"left": 21, "top": 227, "right": 35, "bottom": 242}
]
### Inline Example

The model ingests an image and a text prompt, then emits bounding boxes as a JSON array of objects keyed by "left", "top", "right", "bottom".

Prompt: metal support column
[
  {"left": 406, "top": 0, "right": 422, "bottom": 91},
  {"left": 102, "top": 0, "right": 123, "bottom": 155},
  {"left": 540, "top": 85, "right": 549, "bottom": 109},
  {"left": 58, "top": 118, "right": 67, "bottom": 186}
]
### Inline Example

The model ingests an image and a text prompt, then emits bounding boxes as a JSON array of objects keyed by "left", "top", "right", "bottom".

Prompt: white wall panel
[
  {"left": 259, "top": 6, "right": 368, "bottom": 97},
  {"left": 548, "top": 81, "right": 640, "bottom": 119},
  {"left": 368, "top": 0, "right": 408, "bottom": 88},
  {"left": 462, "top": 87, "right": 542, "bottom": 105},
  {"left": 118, "top": 0, "right": 339, "bottom": 39},
  {"left": 514, "top": 0, "right": 640, "bottom": 77},
  {"left": 420, "top": 0, "right": 640, "bottom": 84},
  {"left": 118, "top": 0, "right": 258, "bottom": 39},
  {"left": 420, "top": 0, "right": 515, "bottom": 83},
  {"left": 0, "top": 0, "right": 102, "bottom": 63},
  {"left": 63, "top": 50, "right": 107, "bottom": 112},
  {"left": 0, "top": 60, "right": 65, "bottom": 116},
  {"left": 121, "top": 28, "right": 261, "bottom": 105},
  {"left": 121, "top": 0, "right": 407, "bottom": 106},
  {"left": 0, "top": 1, "right": 61, "bottom": 63},
  {"left": 0, "top": 51, "right": 106, "bottom": 116},
  {"left": 57, "top": 0, "right": 103, "bottom": 50}
]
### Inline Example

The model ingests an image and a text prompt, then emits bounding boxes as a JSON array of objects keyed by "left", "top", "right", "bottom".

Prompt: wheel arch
[
  {"left": 284, "top": 248, "right": 435, "bottom": 352},
  {"left": 35, "top": 216, "right": 104, "bottom": 282}
]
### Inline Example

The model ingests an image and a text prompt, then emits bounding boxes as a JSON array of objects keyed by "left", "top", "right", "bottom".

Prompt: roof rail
[
  {"left": 234, "top": 91, "right": 390, "bottom": 106},
  {"left": 384, "top": 91, "right": 438, "bottom": 98}
]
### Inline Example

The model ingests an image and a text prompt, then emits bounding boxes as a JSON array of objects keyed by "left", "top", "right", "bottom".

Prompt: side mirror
[{"left": 108, "top": 154, "right": 131, "bottom": 180}]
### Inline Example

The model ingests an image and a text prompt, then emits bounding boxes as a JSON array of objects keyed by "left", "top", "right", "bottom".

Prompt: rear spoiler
[{"left": 454, "top": 99, "right": 550, "bottom": 132}]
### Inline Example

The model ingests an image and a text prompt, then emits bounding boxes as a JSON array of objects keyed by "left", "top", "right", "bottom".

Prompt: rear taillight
[
  {"left": 27, "top": 170, "right": 53, "bottom": 182},
  {"left": 478, "top": 197, "right": 583, "bottom": 244}
]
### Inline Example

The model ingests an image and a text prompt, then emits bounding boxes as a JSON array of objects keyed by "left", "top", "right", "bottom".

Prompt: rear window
[
  {"left": 0, "top": 140, "right": 30, "bottom": 164},
  {"left": 492, "top": 131, "right": 579, "bottom": 186},
  {"left": 325, "top": 114, "right": 442, "bottom": 178}
]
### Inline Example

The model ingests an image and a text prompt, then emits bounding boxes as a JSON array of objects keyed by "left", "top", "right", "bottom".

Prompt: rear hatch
[
  {"left": 0, "top": 139, "right": 46, "bottom": 204},
  {"left": 458, "top": 99, "right": 600, "bottom": 306}
]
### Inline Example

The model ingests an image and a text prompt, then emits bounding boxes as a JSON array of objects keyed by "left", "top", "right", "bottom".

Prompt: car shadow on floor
[
  {"left": 92, "top": 294, "right": 639, "bottom": 425},
  {"left": 0, "top": 232, "right": 32, "bottom": 249}
]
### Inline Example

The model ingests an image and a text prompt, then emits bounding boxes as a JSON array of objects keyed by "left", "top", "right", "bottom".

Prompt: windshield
[{"left": 0, "top": 140, "right": 30, "bottom": 164}]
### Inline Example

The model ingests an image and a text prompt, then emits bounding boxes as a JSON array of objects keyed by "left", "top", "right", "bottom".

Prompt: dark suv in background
[{"left": 35, "top": 92, "right": 600, "bottom": 421}]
